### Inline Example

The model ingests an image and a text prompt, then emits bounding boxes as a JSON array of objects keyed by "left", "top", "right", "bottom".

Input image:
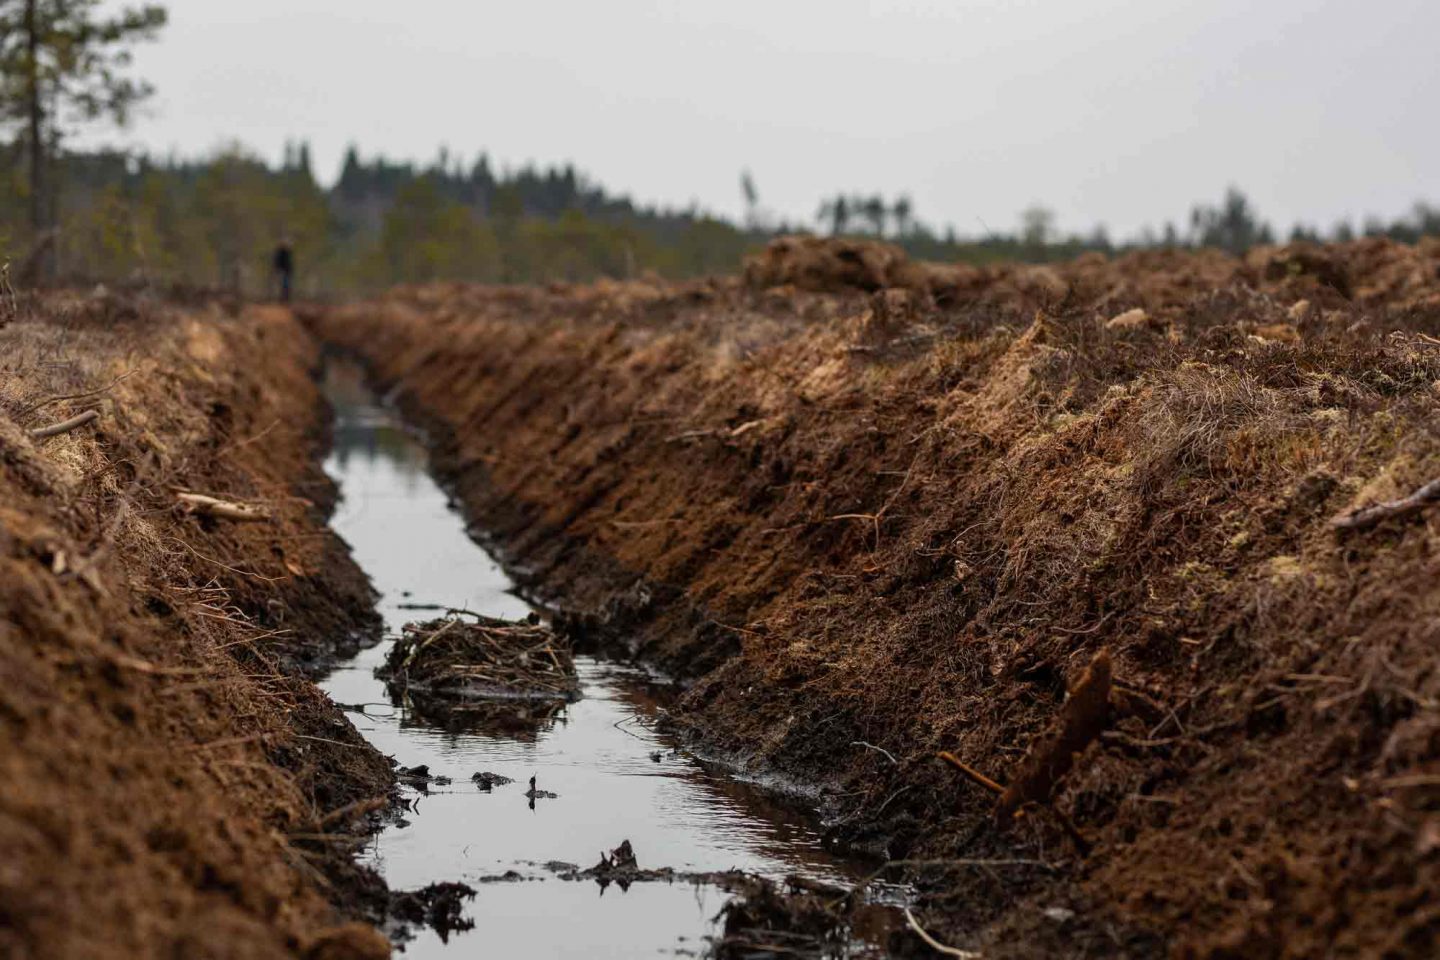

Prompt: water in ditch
[{"left": 317, "top": 359, "right": 904, "bottom": 958}]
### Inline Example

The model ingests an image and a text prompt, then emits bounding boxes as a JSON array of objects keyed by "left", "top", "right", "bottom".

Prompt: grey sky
[{"left": 89, "top": 0, "right": 1440, "bottom": 239}]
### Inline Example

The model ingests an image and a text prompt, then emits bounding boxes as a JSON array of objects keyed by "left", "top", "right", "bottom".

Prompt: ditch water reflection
[{"left": 317, "top": 359, "right": 901, "bottom": 958}]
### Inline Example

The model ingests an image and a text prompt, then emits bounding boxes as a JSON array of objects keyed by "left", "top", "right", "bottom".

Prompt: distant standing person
[{"left": 273, "top": 238, "right": 295, "bottom": 302}]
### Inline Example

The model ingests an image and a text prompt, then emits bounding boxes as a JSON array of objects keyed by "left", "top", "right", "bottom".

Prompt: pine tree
[
  {"left": 0, "top": 0, "right": 166, "bottom": 272},
  {"left": 892, "top": 195, "right": 913, "bottom": 238}
]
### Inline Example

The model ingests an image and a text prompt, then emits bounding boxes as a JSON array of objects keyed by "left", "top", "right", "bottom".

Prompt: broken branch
[
  {"left": 1332, "top": 477, "right": 1440, "bottom": 531},
  {"left": 29, "top": 408, "right": 100, "bottom": 439},
  {"left": 175, "top": 492, "right": 271, "bottom": 523}
]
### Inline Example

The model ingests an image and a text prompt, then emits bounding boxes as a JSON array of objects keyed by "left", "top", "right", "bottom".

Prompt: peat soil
[
  {"left": 310, "top": 236, "right": 1440, "bottom": 958},
  {"left": 0, "top": 294, "right": 394, "bottom": 959}
]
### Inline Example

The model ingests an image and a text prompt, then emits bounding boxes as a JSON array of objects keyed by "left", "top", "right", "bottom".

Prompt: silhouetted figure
[{"left": 272, "top": 238, "right": 294, "bottom": 302}]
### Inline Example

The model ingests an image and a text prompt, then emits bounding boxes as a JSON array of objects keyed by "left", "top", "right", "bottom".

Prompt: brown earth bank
[
  {"left": 311, "top": 236, "right": 1440, "bottom": 958},
  {"left": 0, "top": 294, "right": 394, "bottom": 959}
]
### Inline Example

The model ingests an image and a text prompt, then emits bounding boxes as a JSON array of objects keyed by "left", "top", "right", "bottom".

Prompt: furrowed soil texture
[
  {"left": 312, "top": 236, "right": 1440, "bottom": 958},
  {"left": 0, "top": 294, "right": 392, "bottom": 959}
]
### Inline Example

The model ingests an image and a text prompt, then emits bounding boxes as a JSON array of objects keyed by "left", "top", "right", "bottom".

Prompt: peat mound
[
  {"left": 313, "top": 237, "right": 1440, "bottom": 957},
  {"left": 0, "top": 294, "right": 392, "bottom": 959}
]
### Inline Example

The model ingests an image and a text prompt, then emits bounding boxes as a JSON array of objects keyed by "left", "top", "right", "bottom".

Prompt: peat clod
[
  {"left": 549, "top": 840, "right": 748, "bottom": 892},
  {"left": 378, "top": 614, "right": 579, "bottom": 712},
  {"left": 471, "top": 770, "right": 515, "bottom": 790},
  {"left": 595, "top": 838, "right": 638, "bottom": 872},
  {"left": 394, "top": 764, "right": 452, "bottom": 792},
  {"left": 387, "top": 881, "right": 476, "bottom": 944},
  {"left": 474, "top": 870, "right": 532, "bottom": 883},
  {"left": 743, "top": 234, "right": 911, "bottom": 293}
]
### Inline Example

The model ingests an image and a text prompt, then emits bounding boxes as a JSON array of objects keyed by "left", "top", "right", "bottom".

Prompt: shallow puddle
[{"left": 318, "top": 359, "right": 902, "bottom": 957}]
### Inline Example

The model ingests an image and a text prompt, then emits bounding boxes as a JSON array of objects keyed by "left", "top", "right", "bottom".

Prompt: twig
[
  {"left": 1039, "top": 802, "right": 1092, "bottom": 857},
  {"left": 166, "top": 537, "right": 287, "bottom": 582},
  {"left": 29, "top": 408, "right": 100, "bottom": 439},
  {"left": 904, "top": 908, "right": 982, "bottom": 958},
  {"left": 295, "top": 734, "right": 367, "bottom": 750},
  {"left": 1332, "top": 477, "right": 1440, "bottom": 531},
  {"left": 18, "top": 370, "right": 133, "bottom": 418},
  {"left": 937, "top": 751, "right": 1005, "bottom": 795},
  {"left": 612, "top": 716, "right": 650, "bottom": 742},
  {"left": 852, "top": 740, "right": 899, "bottom": 765},
  {"left": 1051, "top": 611, "right": 1115, "bottom": 636},
  {"left": 217, "top": 418, "right": 281, "bottom": 455},
  {"left": 664, "top": 428, "right": 721, "bottom": 444}
]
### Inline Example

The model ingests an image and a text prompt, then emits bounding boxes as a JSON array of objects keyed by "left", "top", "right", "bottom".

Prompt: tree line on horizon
[
  {"left": 0, "top": 141, "right": 763, "bottom": 294},
  {"left": 810, "top": 187, "right": 1440, "bottom": 261},
  {"left": 7, "top": 144, "right": 1440, "bottom": 297}
]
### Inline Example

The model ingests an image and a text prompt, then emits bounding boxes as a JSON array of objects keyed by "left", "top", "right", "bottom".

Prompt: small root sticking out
[
  {"left": 997, "top": 649, "right": 1112, "bottom": 821},
  {"left": 29, "top": 408, "right": 100, "bottom": 440},
  {"left": 937, "top": 649, "right": 1114, "bottom": 853}
]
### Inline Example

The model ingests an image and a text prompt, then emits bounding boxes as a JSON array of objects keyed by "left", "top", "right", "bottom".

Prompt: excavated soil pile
[
  {"left": 0, "top": 294, "right": 392, "bottom": 959},
  {"left": 312, "top": 236, "right": 1440, "bottom": 958}
]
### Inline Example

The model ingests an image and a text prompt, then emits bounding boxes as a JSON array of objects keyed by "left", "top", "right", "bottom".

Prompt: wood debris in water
[{"left": 379, "top": 613, "right": 579, "bottom": 704}]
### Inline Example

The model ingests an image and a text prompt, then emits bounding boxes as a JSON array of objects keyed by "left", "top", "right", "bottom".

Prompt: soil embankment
[
  {"left": 1, "top": 295, "right": 392, "bottom": 959},
  {"left": 313, "top": 237, "right": 1440, "bottom": 957}
]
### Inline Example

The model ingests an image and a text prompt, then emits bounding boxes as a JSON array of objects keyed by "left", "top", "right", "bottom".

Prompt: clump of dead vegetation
[{"left": 379, "top": 613, "right": 578, "bottom": 707}]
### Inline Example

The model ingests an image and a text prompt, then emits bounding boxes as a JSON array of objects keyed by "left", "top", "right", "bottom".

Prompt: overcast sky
[{"left": 86, "top": 0, "right": 1440, "bottom": 239}]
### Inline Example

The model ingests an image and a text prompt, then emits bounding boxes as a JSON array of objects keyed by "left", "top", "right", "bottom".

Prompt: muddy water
[{"left": 318, "top": 360, "right": 901, "bottom": 958}]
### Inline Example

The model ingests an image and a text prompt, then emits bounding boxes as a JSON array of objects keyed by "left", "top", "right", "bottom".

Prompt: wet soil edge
[{"left": 0, "top": 300, "right": 397, "bottom": 959}]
